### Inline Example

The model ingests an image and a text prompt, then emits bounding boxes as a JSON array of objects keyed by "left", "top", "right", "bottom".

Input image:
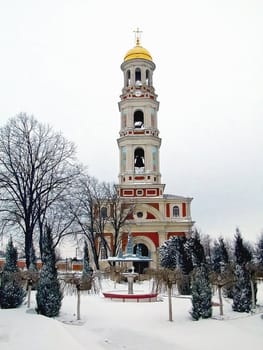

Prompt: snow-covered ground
[{"left": 1, "top": 276, "right": 262, "bottom": 350}]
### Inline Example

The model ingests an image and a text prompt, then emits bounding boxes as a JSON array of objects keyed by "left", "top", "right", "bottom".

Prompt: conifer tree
[
  {"left": 186, "top": 230, "right": 206, "bottom": 267},
  {"left": 0, "top": 238, "right": 25, "bottom": 308},
  {"left": 26, "top": 244, "right": 39, "bottom": 307},
  {"left": 159, "top": 237, "right": 177, "bottom": 269},
  {"left": 232, "top": 229, "right": 252, "bottom": 312},
  {"left": 176, "top": 237, "right": 193, "bottom": 275},
  {"left": 256, "top": 233, "right": 263, "bottom": 268},
  {"left": 211, "top": 240, "right": 222, "bottom": 273},
  {"left": 190, "top": 264, "right": 212, "bottom": 320},
  {"left": 232, "top": 263, "right": 252, "bottom": 312},
  {"left": 219, "top": 237, "right": 230, "bottom": 266},
  {"left": 36, "top": 226, "right": 63, "bottom": 317},
  {"left": 211, "top": 237, "right": 235, "bottom": 315},
  {"left": 28, "top": 245, "right": 38, "bottom": 272},
  {"left": 175, "top": 237, "right": 193, "bottom": 294},
  {"left": 82, "top": 240, "right": 93, "bottom": 278},
  {"left": 187, "top": 230, "right": 212, "bottom": 320},
  {"left": 158, "top": 237, "right": 178, "bottom": 321}
]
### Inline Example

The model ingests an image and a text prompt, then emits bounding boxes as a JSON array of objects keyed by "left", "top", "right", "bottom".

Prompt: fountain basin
[{"left": 103, "top": 291, "right": 158, "bottom": 302}]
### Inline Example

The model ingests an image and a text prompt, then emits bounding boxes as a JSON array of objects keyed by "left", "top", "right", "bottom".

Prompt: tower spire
[{"left": 133, "top": 27, "right": 142, "bottom": 46}]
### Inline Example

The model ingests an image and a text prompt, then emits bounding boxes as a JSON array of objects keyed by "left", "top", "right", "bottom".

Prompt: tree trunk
[
  {"left": 27, "top": 284, "right": 32, "bottom": 308},
  {"left": 168, "top": 285, "right": 173, "bottom": 322},
  {"left": 77, "top": 288, "right": 81, "bottom": 320},
  {"left": 251, "top": 279, "right": 256, "bottom": 310},
  {"left": 218, "top": 286, "right": 223, "bottom": 316},
  {"left": 25, "top": 233, "right": 33, "bottom": 269}
]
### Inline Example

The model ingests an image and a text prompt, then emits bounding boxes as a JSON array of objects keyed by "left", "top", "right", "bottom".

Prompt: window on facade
[
  {"left": 173, "top": 205, "right": 180, "bottom": 217},
  {"left": 134, "top": 110, "right": 144, "bottom": 128},
  {"left": 134, "top": 147, "right": 145, "bottom": 173},
  {"left": 135, "top": 68, "right": 141, "bottom": 83},
  {"left": 146, "top": 70, "right": 151, "bottom": 85}
]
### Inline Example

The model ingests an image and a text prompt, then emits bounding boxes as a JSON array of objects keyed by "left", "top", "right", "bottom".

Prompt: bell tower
[
  {"left": 103, "top": 30, "right": 194, "bottom": 269},
  {"left": 117, "top": 29, "right": 165, "bottom": 198}
]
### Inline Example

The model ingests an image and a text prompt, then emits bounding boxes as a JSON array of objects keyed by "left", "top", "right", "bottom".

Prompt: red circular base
[{"left": 103, "top": 292, "right": 158, "bottom": 302}]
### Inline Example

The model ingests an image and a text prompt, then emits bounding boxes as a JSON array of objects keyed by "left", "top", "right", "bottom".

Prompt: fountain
[{"left": 103, "top": 233, "right": 158, "bottom": 302}]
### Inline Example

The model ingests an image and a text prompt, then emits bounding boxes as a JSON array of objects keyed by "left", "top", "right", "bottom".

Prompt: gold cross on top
[{"left": 133, "top": 27, "right": 142, "bottom": 46}]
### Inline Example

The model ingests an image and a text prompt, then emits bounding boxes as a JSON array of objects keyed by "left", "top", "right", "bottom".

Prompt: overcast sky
[{"left": 0, "top": 0, "right": 262, "bottom": 243}]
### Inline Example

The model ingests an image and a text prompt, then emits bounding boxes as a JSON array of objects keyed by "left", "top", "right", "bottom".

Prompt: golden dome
[{"left": 124, "top": 41, "right": 152, "bottom": 62}]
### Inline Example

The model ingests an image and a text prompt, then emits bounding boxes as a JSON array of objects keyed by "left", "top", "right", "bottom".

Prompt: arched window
[
  {"left": 173, "top": 205, "right": 180, "bottom": 217},
  {"left": 135, "top": 68, "right": 141, "bottom": 85},
  {"left": 134, "top": 110, "right": 144, "bottom": 128},
  {"left": 134, "top": 147, "right": 145, "bottom": 173}
]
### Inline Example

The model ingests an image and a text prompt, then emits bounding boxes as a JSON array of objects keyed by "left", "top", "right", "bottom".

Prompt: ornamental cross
[{"left": 133, "top": 27, "right": 142, "bottom": 46}]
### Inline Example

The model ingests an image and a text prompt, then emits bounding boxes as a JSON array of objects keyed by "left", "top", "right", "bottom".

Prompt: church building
[{"left": 104, "top": 31, "right": 194, "bottom": 270}]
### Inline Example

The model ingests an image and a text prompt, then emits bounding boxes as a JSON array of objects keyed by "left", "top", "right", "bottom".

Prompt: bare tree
[
  {"left": 72, "top": 177, "right": 134, "bottom": 270},
  {"left": 0, "top": 113, "right": 79, "bottom": 267},
  {"left": 42, "top": 193, "right": 81, "bottom": 251},
  {"left": 103, "top": 183, "right": 135, "bottom": 260},
  {"left": 72, "top": 174, "right": 107, "bottom": 270}
]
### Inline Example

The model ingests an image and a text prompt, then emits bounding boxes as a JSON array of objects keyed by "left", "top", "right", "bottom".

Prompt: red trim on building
[
  {"left": 148, "top": 203, "right": 159, "bottom": 210},
  {"left": 134, "top": 176, "right": 145, "bottom": 180},
  {"left": 146, "top": 189, "right": 157, "bottom": 196},
  {"left": 133, "top": 232, "right": 159, "bottom": 247},
  {"left": 166, "top": 203, "right": 170, "bottom": 217},
  {"left": 121, "top": 188, "right": 161, "bottom": 198},
  {"left": 122, "top": 189, "right": 134, "bottom": 196},
  {"left": 121, "top": 232, "right": 129, "bottom": 251},
  {"left": 146, "top": 212, "right": 156, "bottom": 219},
  {"left": 182, "top": 203, "right": 186, "bottom": 217}
]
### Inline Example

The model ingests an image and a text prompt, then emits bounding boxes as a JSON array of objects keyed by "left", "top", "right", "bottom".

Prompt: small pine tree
[
  {"left": 36, "top": 226, "right": 63, "bottom": 317},
  {"left": 186, "top": 231, "right": 212, "bottom": 320},
  {"left": 211, "top": 240, "right": 222, "bottom": 273},
  {"left": 256, "top": 233, "right": 263, "bottom": 268},
  {"left": 28, "top": 245, "right": 38, "bottom": 272},
  {"left": 232, "top": 229, "right": 252, "bottom": 312},
  {"left": 212, "top": 237, "right": 230, "bottom": 273},
  {"left": 186, "top": 229, "right": 206, "bottom": 267},
  {"left": 190, "top": 264, "right": 212, "bottom": 320},
  {"left": 82, "top": 241, "right": 93, "bottom": 278},
  {"left": 234, "top": 228, "right": 252, "bottom": 265},
  {"left": 159, "top": 237, "right": 177, "bottom": 269},
  {"left": 232, "top": 264, "right": 252, "bottom": 312},
  {"left": 176, "top": 237, "right": 193, "bottom": 275},
  {"left": 175, "top": 237, "right": 193, "bottom": 294},
  {"left": 0, "top": 238, "right": 25, "bottom": 308},
  {"left": 219, "top": 237, "right": 230, "bottom": 266}
]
